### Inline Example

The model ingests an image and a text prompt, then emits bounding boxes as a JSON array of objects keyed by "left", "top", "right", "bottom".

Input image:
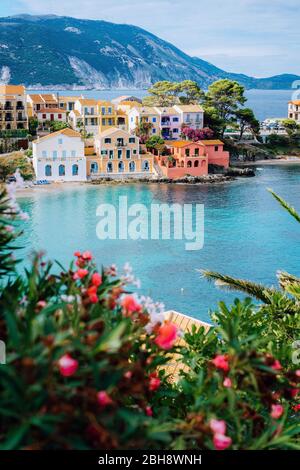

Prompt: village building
[
  {"left": 288, "top": 100, "right": 300, "bottom": 123},
  {"left": 32, "top": 128, "right": 87, "bottom": 182},
  {"left": 0, "top": 85, "right": 28, "bottom": 131},
  {"left": 86, "top": 127, "right": 153, "bottom": 178}
]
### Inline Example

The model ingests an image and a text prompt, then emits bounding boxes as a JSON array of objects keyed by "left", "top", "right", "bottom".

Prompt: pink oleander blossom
[
  {"left": 155, "top": 322, "right": 178, "bottom": 350},
  {"left": 97, "top": 391, "right": 113, "bottom": 407},
  {"left": 223, "top": 377, "right": 232, "bottom": 388},
  {"left": 271, "top": 404, "right": 284, "bottom": 419},
  {"left": 210, "top": 419, "right": 226, "bottom": 435},
  {"left": 212, "top": 354, "right": 230, "bottom": 372},
  {"left": 58, "top": 354, "right": 78, "bottom": 377},
  {"left": 73, "top": 268, "right": 89, "bottom": 280},
  {"left": 213, "top": 433, "right": 232, "bottom": 451}
]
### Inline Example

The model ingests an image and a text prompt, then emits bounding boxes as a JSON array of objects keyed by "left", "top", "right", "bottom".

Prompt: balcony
[
  {"left": 17, "top": 116, "right": 27, "bottom": 122},
  {"left": 116, "top": 142, "right": 127, "bottom": 148},
  {"left": 4, "top": 106, "right": 14, "bottom": 111},
  {"left": 5, "top": 116, "right": 13, "bottom": 122},
  {"left": 16, "top": 105, "right": 24, "bottom": 110}
]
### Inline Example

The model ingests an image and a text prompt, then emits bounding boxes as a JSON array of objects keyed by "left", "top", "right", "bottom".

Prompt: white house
[
  {"left": 173, "top": 105, "right": 204, "bottom": 129},
  {"left": 32, "top": 128, "right": 87, "bottom": 182}
]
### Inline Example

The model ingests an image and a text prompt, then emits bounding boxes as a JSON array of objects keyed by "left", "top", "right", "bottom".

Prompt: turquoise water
[
  {"left": 33, "top": 89, "right": 292, "bottom": 121},
  {"left": 16, "top": 164, "right": 300, "bottom": 322}
]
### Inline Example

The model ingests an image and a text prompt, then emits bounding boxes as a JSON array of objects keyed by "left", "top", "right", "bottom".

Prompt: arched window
[
  {"left": 129, "top": 161, "right": 135, "bottom": 172},
  {"left": 180, "top": 161, "right": 184, "bottom": 168},
  {"left": 142, "top": 160, "right": 149, "bottom": 172},
  {"left": 118, "top": 161, "right": 124, "bottom": 172},
  {"left": 59, "top": 164, "right": 65, "bottom": 176},
  {"left": 72, "top": 164, "right": 79, "bottom": 176},
  {"left": 90, "top": 162, "right": 98, "bottom": 174},
  {"left": 187, "top": 160, "right": 192, "bottom": 168},
  {"left": 194, "top": 160, "right": 199, "bottom": 167},
  {"left": 45, "top": 164, "right": 52, "bottom": 177},
  {"left": 107, "top": 162, "right": 113, "bottom": 173}
]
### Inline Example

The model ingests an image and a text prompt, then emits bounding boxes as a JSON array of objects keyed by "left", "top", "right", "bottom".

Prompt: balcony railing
[
  {"left": 116, "top": 142, "right": 127, "bottom": 147},
  {"left": 16, "top": 105, "right": 24, "bottom": 110},
  {"left": 4, "top": 106, "right": 14, "bottom": 111},
  {"left": 17, "top": 117, "right": 27, "bottom": 122},
  {"left": 5, "top": 117, "right": 13, "bottom": 122}
]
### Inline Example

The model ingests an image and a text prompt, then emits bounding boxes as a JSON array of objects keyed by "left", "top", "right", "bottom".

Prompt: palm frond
[
  {"left": 277, "top": 270, "right": 300, "bottom": 289},
  {"left": 199, "top": 270, "right": 276, "bottom": 303},
  {"left": 268, "top": 189, "right": 300, "bottom": 224}
]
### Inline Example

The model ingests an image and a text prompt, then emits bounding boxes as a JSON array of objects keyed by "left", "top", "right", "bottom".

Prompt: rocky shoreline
[{"left": 88, "top": 167, "right": 255, "bottom": 186}]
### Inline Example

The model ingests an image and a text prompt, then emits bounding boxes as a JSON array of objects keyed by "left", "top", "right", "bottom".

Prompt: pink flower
[
  {"left": 271, "top": 404, "right": 284, "bottom": 419},
  {"left": 124, "top": 371, "right": 132, "bottom": 379},
  {"left": 271, "top": 360, "right": 282, "bottom": 371},
  {"left": 37, "top": 300, "right": 47, "bottom": 309},
  {"left": 82, "top": 251, "right": 93, "bottom": 261},
  {"left": 73, "top": 268, "right": 89, "bottom": 280},
  {"left": 74, "top": 251, "right": 81, "bottom": 257},
  {"left": 91, "top": 272, "right": 102, "bottom": 287},
  {"left": 213, "top": 433, "right": 232, "bottom": 451},
  {"left": 293, "top": 404, "right": 300, "bottom": 412},
  {"left": 145, "top": 406, "right": 153, "bottom": 417},
  {"left": 149, "top": 373, "right": 161, "bottom": 392},
  {"left": 121, "top": 295, "right": 142, "bottom": 315},
  {"left": 212, "top": 354, "right": 230, "bottom": 372},
  {"left": 295, "top": 370, "right": 300, "bottom": 377},
  {"left": 58, "top": 354, "right": 78, "bottom": 377},
  {"left": 210, "top": 419, "right": 226, "bottom": 435},
  {"left": 289, "top": 388, "right": 299, "bottom": 398},
  {"left": 97, "top": 391, "right": 113, "bottom": 407},
  {"left": 155, "top": 322, "right": 178, "bottom": 350},
  {"left": 223, "top": 377, "right": 232, "bottom": 388}
]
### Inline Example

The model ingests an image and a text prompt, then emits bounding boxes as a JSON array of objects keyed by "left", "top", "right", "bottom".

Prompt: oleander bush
[{"left": 0, "top": 182, "right": 300, "bottom": 450}]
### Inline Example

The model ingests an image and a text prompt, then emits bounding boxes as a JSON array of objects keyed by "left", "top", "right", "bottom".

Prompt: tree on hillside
[
  {"left": 205, "top": 79, "right": 247, "bottom": 136},
  {"left": 143, "top": 80, "right": 204, "bottom": 107},
  {"left": 143, "top": 81, "right": 181, "bottom": 106},
  {"left": 235, "top": 108, "right": 260, "bottom": 140},
  {"left": 178, "top": 80, "right": 205, "bottom": 104},
  {"left": 281, "top": 118, "right": 300, "bottom": 136}
]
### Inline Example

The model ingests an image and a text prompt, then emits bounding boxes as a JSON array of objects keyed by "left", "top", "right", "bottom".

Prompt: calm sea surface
[
  {"left": 33, "top": 88, "right": 292, "bottom": 121},
  {"left": 16, "top": 164, "right": 300, "bottom": 322}
]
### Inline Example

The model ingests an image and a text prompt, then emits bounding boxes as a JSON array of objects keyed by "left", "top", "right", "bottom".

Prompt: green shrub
[{"left": 0, "top": 183, "right": 300, "bottom": 450}]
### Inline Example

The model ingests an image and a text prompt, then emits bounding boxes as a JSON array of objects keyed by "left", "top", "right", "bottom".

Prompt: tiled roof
[
  {"left": 155, "top": 107, "right": 179, "bottom": 115},
  {"left": 97, "top": 127, "right": 130, "bottom": 138},
  {"left": 166, "top": 140, "right": 204, "bottom": 148},
  {"left": 200, "top": 140, "right": 224, "bottom": 145},
  {"left": 32, "top": 128, "right": 81, "bottom": 143},
  {"left": 174, "top": 104, "right": 204, "bottom": 112},
  {"left": 0, "top": 84, "right": 25, "bottom": 95},
  {"left": 77, "top": 98, "right": 98, "bottom": 106},
  {"left": 289, "top": 100, "right": 300, "bottom": 105}
]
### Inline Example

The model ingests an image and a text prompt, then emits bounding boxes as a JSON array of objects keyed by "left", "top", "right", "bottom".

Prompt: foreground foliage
[{"left": 0, "top": 184, "right": 300, "bottom": 449}]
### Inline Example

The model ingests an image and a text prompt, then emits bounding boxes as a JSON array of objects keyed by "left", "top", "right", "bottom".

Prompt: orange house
[
  {"left": 156, "top": 141, "right": 208, "bottom": 179},
  {"left": 200, "top": 140, "right": 230, "bottom": 168}
]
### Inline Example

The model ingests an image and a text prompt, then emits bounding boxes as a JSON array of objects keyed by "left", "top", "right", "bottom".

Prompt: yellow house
[
  {"left": 98, "top": 100, "right": 118, "bottom": 133},
  {"left": 86, "top": 127, "right": 153, "bottom": 177}
]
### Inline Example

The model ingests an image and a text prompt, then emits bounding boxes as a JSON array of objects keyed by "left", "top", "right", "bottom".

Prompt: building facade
[
  {"left": 32, "top": 128, "right": 87, "bottom": 181},
  {"left": 128, "top": 106, "right": 160, "bottom": 136},
  {"left": 0, "top": 85, "right": 28, "bottom": 131},
  {"left": 173, "top": 105, "right": 204, "bottom": 129},
  {"left": 288, "top": 100, "right": 300, "bottom": 122},
  {"left": 86, "top": 127, "right": 153, "bottom": 178}
]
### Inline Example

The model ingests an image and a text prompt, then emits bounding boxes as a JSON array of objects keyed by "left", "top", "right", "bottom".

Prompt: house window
[
  {"left": 62, "top": 150, "right": 67, "bottom": 158},
  {"left": 152, "top": 117, "right": 157, "bottom": 123},
  {"left": 118, "top": 161, "right": 124, "bottom": 172},
  {"left": 129, "top": 137, "right": 135, "bottom": 143},
  {"left": 152, "top": 128, "right": 156, "bottom": 134},
  {"left": 118, "top": 149, "right": 122, "bottom": 159},
  {"left": 133, "top": 149, "right": 137, "bottom": 155},
  {"left": 72, "top": 164, "right": 79, "bottom": 176},
  {"left": 42, "top": 114, "right": 46, "bottom": 119},
  {"left": 58, "top": 114, "right": 62, "bottom": 119},
  {"left": 42, "top": 150, "right": 47, "bottom": 158},
  {"left": 101, "top": 107, "right": 106, "bottom": 115},
  {"left": 126, "top": 149, "right": 131, "bottom": 159},
  {"left": 173, "top": 117, "right": 179, "bottom": 122},
  {"left": 91, "top": 108, "right": 94, "bottom": 115},
  {"left": 187, "top": 160, "right": 192, "bottom": 168},
  {"left": 194, "top": 160, "right": 199, "bottom": 167},
  {"left": 129, "top": 161, "right": 135, "bottom": 172},
  {"left": 109, "top": 150, "right": 114, "bottom": 159},
  {"left": 173, "top": 128, "right": 179, "bottom": 133},
  {"left": 108, "top": 107, "right": 112, "bottom": 114},
  {"left": 58, "top": 138, "right": 63, "bottom": 144},
  {"left": 107, "top": 162, "right": 113, "bottom": 173},
  {"left": 195, "top": 148, "right": 199, "bottom": 156},
  {"left": 104, "top": 138, "right": 111, "bottom": 144},
  {"left": 45, "top": 165, "right": 52, "bottom": 176},
  {"left": 59, "top": 164, "right": 65, "bottom": 176},
  {"left": 90, "top": 162, "right": 98, "bottom": 174},
  {"left": 108, "top": 119, "right": 112, "bottom": 125},
  {"left": 185, "top": 149, "right": 190, "bottom": 157},
  {"left": 53, "top": 151, "right": 58, "bottom": 159},
  {"left": 101, "top": 150, "right": 108, "bottom": 155},
  {"left": 142, "top": 160, "right": 149, "bottom": 172},
  {"left": 214, "top": 146, "right": 219, "bottom": 151},
  {"left": 102, "top": 118, "right": 106, "bottom": 125}
]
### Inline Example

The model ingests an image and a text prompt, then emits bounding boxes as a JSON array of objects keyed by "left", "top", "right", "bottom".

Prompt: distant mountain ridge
[{"left": 0, "top": 14, "right": 298, "bottom": 90}]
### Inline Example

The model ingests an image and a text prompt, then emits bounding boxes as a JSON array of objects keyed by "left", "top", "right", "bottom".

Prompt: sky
[{"left": 0, "top": 0, "right": 299, "bottom": 77}]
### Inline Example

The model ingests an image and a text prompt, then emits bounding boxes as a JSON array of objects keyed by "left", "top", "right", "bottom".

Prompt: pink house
[
  {"left": 200, "top": 140, "right": 230, "bottom": 168},
  {"left": 154, "top": 139, "right": 230, "bottom": 179},
  {"left": 155, "top": 141, "right": 208, "bottom": 179}
]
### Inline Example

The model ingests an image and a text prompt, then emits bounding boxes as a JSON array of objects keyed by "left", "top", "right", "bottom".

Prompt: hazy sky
[{"left": 0, "top": 0, "right": 299, "bottom": 77}]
